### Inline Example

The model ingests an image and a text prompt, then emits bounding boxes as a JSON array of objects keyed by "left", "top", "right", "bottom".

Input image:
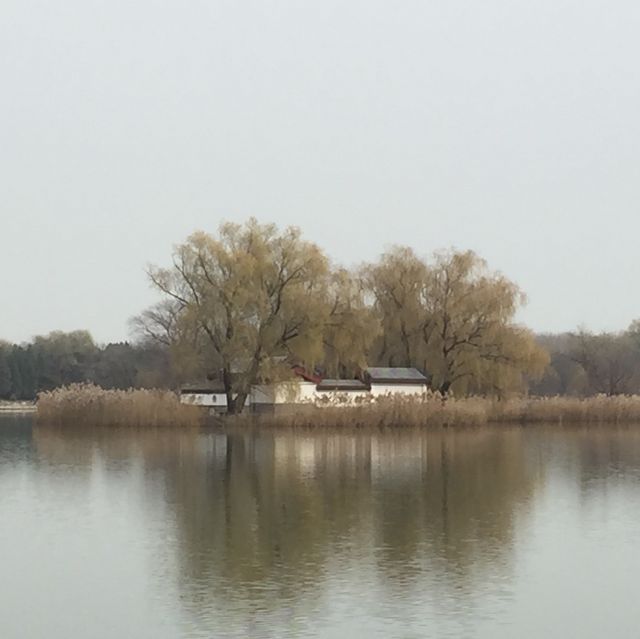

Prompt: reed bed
[
  {"left": 36, "top": 384, "right": 203, "bottom": 428},
  {"left": 489, "top": 395, "right": 640, "bottom": 424},
  {"left": 231, "top": 393, "right": 490, "bottom": 429},
  {"left": 35, "top": 384, "right": 640, "bottom": 429},
  {"left": 231, "top": 393, "right": 640, "bottom": 429}
]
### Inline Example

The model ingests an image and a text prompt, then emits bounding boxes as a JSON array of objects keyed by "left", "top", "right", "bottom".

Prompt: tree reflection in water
[
  {"left": 28, "top": 423, "right": 640, "bottom": 637},
  {"left": 33, "top": 427, "right": 533, "bottom": 602}
]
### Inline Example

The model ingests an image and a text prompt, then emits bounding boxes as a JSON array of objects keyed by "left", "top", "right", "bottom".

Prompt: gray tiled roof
[
  {"left": 316, "top": 379, "right": 369, "bottom": 392},
  {"left": 365, "top": 367, "right": 427, "bottom": 383},
  {"left": 180, "top": 381, "right": 226, "bottom": 394}
]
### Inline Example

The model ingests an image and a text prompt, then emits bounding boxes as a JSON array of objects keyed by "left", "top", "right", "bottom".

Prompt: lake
[{"left": 2, "top": 416, "right": 640, "bottom": 638}]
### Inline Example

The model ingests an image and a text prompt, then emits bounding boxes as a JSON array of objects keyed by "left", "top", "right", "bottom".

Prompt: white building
[
  {"left": 180, "top": 382, "right": 232, "bottom": 412},
  {"left": 180, "top": 367, "right": 428, "bottom": 414},
  {"left": 365, "top": 367, "right": 428, "bottom": 397},
  {"left": 314, "top": 379, "right": 370, "bottom": 406},
  {"left": 251, "top": 380, "right": 318, "bottom": 412},
  {"left": 181, "top": 367, "right": 321, "bottom": 414}
]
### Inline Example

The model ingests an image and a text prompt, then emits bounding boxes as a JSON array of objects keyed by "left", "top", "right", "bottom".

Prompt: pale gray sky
[{"left": 2, "top": 0, "right": 640, "bottom": 344}]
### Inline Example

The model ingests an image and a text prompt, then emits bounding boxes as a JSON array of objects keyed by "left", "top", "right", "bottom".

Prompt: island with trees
[{"left": 5, "top": 218, "right": 640, "bottom": 426}]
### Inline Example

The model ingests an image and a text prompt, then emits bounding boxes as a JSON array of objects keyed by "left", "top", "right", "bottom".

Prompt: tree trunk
[
  {"left": 401, "top": 328, "right": 412, "bottom": 367},
  {"left": 222, "top": 367, "right": 239, "bottom": 415},
  {"left": 233, "top": 391, "right": 248, "bottom": 414}
]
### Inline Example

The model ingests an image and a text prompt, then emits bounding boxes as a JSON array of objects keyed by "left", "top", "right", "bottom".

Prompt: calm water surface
[{"left": 2, "top": 416, "right": 640, "bottom": 638}]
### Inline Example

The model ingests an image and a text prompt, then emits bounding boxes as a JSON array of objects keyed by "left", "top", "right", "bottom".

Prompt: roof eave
[{"left": 370, "top": 379, "right": 427, "bottom": 385}]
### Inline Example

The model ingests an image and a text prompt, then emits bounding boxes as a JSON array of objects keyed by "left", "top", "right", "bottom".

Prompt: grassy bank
[{"left": 36, "top": 384, "right": 203, "bottom": 428}]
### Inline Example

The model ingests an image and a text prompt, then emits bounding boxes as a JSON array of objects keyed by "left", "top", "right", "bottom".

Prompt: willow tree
[
  {"left": 421, "top": 250, "right": 547, "bottom": 395},
  {"left": 147, "top": 219, "right": 330, "bottom": 413},
  {"left": 129, "top": 299, "right": 185, "bottom": 348},
  {"left": 129, "top": 299, "right": 204, "bottom": 382},
  {"left": 322, "top": 268, "right": 380, "bottom": 377},
  {"left": 364, "top": 248, "right": 547, "bottom": 395},
  {"left": 363, "top": 246, "right": 427, "bottom": 368}
]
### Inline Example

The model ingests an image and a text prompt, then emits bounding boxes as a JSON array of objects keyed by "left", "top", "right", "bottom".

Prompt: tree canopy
[
  {"left": 138, "top": 219, "right": 548, "bottom": 407},
  {"left": 365, "top": 248, "right": 548, "bottom": 396},
  {"left": 146, "top": 219, "right": 335, "bottom": 412}
]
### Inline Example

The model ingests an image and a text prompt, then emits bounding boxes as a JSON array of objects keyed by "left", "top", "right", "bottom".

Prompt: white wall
[
  {"left": 180, "top": 392, "right": 253, "bottom": 408},
  {"left": 369, "top": 383, "right": 426, "bottom": 397},
  {"left": 314, "top": 390, "right": 371, "bottom": 406},
  {"left": 180, "top": 392, "right": 227, "bottom": 407},
  {"left": 251, "top": 381, "right": 318, "bottom": 405},
  {"left": 182, "top": 381, "right": 427, "bottom": 410},
  {"left": 253, "top": 381, "right": 427, "bottom": 406},
  {"left": 291, "top": 382, "right": 320, "bottom": 403}
]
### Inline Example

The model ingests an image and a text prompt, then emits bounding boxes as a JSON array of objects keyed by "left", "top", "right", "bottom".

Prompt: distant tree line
[
  {"left": 0, "top": 331, "right": 175, "bottom": 401},
  {"left": 6, "top": 323, "right": 640, "bottom": 402},
  {"left": 531, "top": 322, "right": 640, "bottom": 397},
  {"left": 6, "top": 323, "right": 639, "bottom": 403}
]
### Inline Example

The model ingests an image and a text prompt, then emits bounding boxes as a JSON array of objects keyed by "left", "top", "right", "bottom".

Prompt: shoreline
[
  {"left": 0, "top": 402, "right": 37, "bottom": 414},
  {"left": 29, "top": 388, "right": 640, "bottom": 428}
]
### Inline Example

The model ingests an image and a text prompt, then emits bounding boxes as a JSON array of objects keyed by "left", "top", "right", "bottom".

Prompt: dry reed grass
[
  {"left": 230, "top": 393, "right": 489, "bottom": 429},
  {"left": 231, "top": 392, "right": 640, "bottom": 429},
  {"left": 489, "top": 395, "right": 640, "bottom": 424},
  {"left": 35, "top": 385, "right": 640, "bottom": 429},
  {"left": 36, "top": 383, "right": 203, "bottom": 428}
]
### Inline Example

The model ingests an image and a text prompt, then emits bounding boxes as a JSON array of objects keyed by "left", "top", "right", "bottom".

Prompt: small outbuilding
[
  {"left": 364, "top": 367, "right": 428, "bottom": 397},
  {"left": 180, "top": 382, "right": 230, "bottom": 412},
  {"left": 315, "top": 379, "right": 370, "bottom": 405},
  {"left": 179, "top": 366, "right": 429, "bottom": 413},
  {"left": 250, "top": 365, "right": 322, "bottom": 413},
  {"left": 251, "top": 380, "right": 318, "bottom": 413}
]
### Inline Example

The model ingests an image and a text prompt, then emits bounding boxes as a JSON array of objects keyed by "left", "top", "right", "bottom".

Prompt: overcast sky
[{"left": 2, "top": 0, "right": 640, "bottom": 344}]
